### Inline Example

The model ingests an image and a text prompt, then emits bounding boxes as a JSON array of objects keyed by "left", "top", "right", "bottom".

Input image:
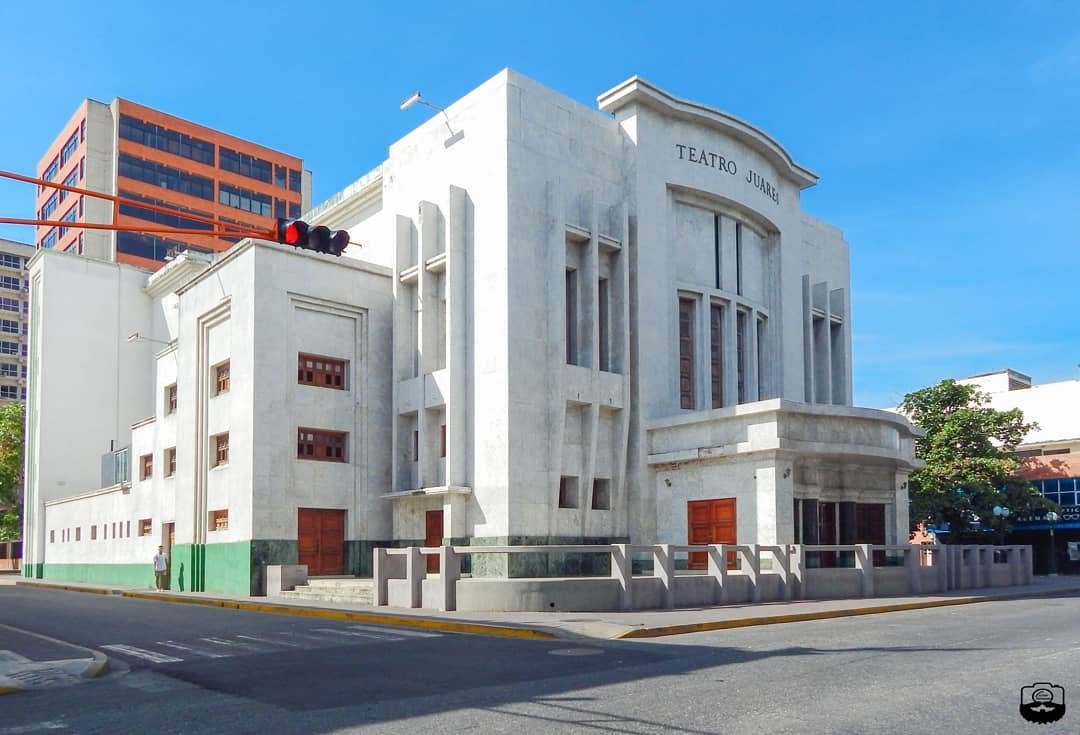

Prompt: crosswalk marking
[
  {"left": 100, "top": 644, "right": 183, "bottom": 664},
  {"left": 157, "top": 640, "right": 230, "bottom": 659},
  {"left": 347, "top": 624, "right": 442, "bottom": 638},
  {"left": 101, "top": 624, "right": 440, "bottom": 665},
  {"left": 313, "top": 627, "right": 400, "bottom": 641}
]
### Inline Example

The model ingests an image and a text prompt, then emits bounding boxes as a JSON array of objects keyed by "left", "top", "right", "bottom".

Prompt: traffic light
[{"left": 274, "top": 219, "right": 350, "bottom": 257}]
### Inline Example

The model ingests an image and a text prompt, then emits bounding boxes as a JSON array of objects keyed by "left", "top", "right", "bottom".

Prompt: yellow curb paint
[
  {"left": 0, "top": 686, "right": 22, "bottom": 695},
  {"left": 119, "top": 592, "right": 557, "bottom": 640}
]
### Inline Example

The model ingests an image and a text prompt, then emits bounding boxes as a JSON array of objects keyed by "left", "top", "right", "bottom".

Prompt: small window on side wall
[
  {"left": 214, "top": 361, "right": 230, "bottom": 395},
  {"left": 592, "top": 479, "right": 611, "bottom": 510},
  {"left": 213, "top": 433, "right": 229, "bottom": 467},
  {"left": 209, "top": 509, "right": 228, "bottom": 531},
  {"left": 139, "top": 518, "right": 152, "bottom": 536},
  {"left": 558, "top": 476, "right": 579, "bottom": 509}
]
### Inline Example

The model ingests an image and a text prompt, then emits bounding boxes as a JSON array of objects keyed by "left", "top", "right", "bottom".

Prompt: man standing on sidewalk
[{"left": 153, "top": 546, "right": 169, "bottom": 591}]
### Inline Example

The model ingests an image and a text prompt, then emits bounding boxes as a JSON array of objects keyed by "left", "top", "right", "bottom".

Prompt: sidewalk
[
  {"left": 0, "top": 620, "right": 109, "bottom": 695},
  {"left": 11, "top": 575, "right": 1080, "bottom": 641}
]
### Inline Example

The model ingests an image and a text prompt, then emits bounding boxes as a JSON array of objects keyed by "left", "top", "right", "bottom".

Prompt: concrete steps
[{"left": 276, "top": 577, "right": 374, "bottom": 606}]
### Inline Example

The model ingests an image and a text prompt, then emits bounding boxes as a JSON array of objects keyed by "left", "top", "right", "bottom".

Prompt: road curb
[
  {"left": 612, "top": 587, "right": 1080, "bottom": 639},
  {"left": 0, "top": 621, "right": 111, "bottom": 694}
]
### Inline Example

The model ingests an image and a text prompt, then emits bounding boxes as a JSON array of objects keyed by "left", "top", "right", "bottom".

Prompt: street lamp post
[
  {"left": 992, "top": 506, "right": 1011, "bottom": 563},
  {"left": 1046, "top": 511, "right": 1060, "bottom": 576}
]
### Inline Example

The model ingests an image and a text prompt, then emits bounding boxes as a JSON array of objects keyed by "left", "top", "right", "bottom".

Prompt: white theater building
[{"left": 23, "top": 70, "right": 921, "bottom": 594}]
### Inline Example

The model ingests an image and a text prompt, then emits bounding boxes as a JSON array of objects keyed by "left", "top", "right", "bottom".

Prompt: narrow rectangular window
[
  {"left": 90, "top": 525, "right": 97, "bottom": 540},
  {"left": 166, "top": 384, "right": 177, "bottom": 414},
  {"left": 737, "top": 310, "right": 747, "bottom": 403},
  {"left": 565, "top": 269, "right": 578, "bottom": 365},
  {"left": 735, "top": 222, "right": 743, "bottom": 296},
  {"left": 558, "top": 476, "right": 579, "bottom": 509},
  {"left": 139, "top": 519, "right": 152, "bottom": 536},
  {"left": 440, "top": 424, "right": 446, "bottom": 458},
  {"left": 75, "top": 527, "right": 81, "bottom": 542},
  {"left": 140, "top": 453, "right": 153, "bottom": 480},
  {"left": 214, "top": 361, "right": 230, "bottom": 395},
  {"left": 713, "top": 214, "right": 721, "bottom": 290},
  {"left": 214, "top": 433, "right": 229, "bottom": 467},
  {"left": 710, "top": 303, "right": 724, "bottom": 408},
  {"left": 679, "top": 298, "right": 695, "bottom": 409},
  {"left": 598, "top": 277, "right": 610, "bottom": 372},
  {"left": 412, "top": 430, "right": 419, "bottom": 462},
  {"left": 165, "top": 447, "right": 176, "bottom": 477},
  {"left": 591, "top": 478, "right": 611, "bottom": 510},
  {"left": 757, "top": 317, "right": 767, "bottom": 401}
]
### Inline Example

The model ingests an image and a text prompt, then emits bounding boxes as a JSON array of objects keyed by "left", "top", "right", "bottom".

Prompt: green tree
[
  {"left": 0, "top": 402, "right": 25, "bottom": 541},
  {"left": 900, "top": 379, "right": 1053, "bottom": 538}
]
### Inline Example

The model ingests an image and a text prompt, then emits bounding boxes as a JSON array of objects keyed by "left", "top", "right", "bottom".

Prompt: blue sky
[{"left": 1, "top": 1, "right": 1077, "bottom": 407}]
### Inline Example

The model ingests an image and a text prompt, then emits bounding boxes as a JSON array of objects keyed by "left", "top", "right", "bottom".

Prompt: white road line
[
  {"left": 157, "top": 640, "right": 230, "bottom": 659},
  {"left": 0, "top": 722, "right": 68, "bottom": 734},
  {"left": 347, "top": 624, "right": 442, "bottom": 638},
  {"left": 0, "top": 650, "right": 32, "bottom": 664},
  {"left": 235, "top": 633, "right": 301, "bottom": 648},
  {"left": 312, "top": 627, "right": 401, "bottom": 641},
  {"left": 276, "top": 630, "right": 348, "bottom": 645},
  {"left": 101, "top": 644, "right": 183, "bottom": 664}
]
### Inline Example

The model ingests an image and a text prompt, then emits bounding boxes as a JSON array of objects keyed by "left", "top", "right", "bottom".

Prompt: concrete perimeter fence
[{"left": 373, "top": 543, "right": 1034, "bottom": 612}]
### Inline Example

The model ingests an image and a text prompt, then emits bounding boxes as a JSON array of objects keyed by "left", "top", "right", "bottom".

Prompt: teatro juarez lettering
[{"left": 675, "top": 143, "right": 780, "bottom": 205}]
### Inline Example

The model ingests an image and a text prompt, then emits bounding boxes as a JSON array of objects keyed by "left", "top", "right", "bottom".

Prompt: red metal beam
[{"left": 0, "top": 168, "right": 276, "bottom": 240}]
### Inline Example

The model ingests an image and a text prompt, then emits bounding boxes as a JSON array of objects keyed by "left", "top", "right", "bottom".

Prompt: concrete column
[
  {"left": 723, "top": 303, "right": 738, "bottom": 405},
  {"left": 744, "top": 545, "right": 761, "bottom": 603},
  {"left": 1008, "top": 546, "right": 1023, "bottom": 586},
  {"left": 746, "top": 309, "right": 759, "bottom": 401},
  {"left": 446, "top": 186, "right": 468, "bottom": 489},
  {"left": 653, "top": 545, "right": 674, "bottom": 609},
  {"left": 855, "top": 544, "right": 874, "bottom": 597},
  {"left": 936, "top": 545, "right": 949, "bottom": 593},
  {"left": 611, "top": 544, "right": 632, "bottom": 610},
  {"left": 373, "top": 548, "right": 389, "bottom": 606},
  {"left": 707, "top": 544, "right": 728, "bottom": 605},
  {"left": 789, "top": 544, "right": 805, "bottom": 600},
  {"left": 438, "top": 547, "right": 459, "bottom": 612},
  {"left": 405, "top": 547, "right": 423, "bottom": 609},
  {"left": 904, "top": 545, "right": 921, "bottom": 594},
  {"left": 1024, "top": 545, "right": 1034, "bottom": 584},
  {"left": 417, "top": 201, "right": 440, "bottom": 489}
]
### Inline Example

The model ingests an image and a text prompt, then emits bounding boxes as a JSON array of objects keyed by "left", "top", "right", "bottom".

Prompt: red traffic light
[{"left": 275, "top": 219, "right": 349, "bottom": 256}]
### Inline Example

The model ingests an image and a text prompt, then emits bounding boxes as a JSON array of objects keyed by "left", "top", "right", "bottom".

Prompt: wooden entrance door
[
  {"left": 688, "top": 498, "right": 737, "bottom": 570},
  {"left": 425, "top": 510, "right": 444, "bottom": 574},
  {"left": 298, "top": 508, "right": 345, "bottom": 576},
  {"left": 856, "top": 503, "right": 886, "bottom": 566}
]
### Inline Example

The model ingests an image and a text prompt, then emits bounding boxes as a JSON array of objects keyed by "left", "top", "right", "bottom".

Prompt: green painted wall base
[
  {"left": 22, "top": 563, "right": 43, "bottom": 579},
  {"left": 40, "top": 563, "right": 156, "bottom": 589}
]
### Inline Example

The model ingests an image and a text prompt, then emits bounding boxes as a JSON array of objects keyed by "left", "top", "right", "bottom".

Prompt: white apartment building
[{"left": 23, "top": 70, "right": 920, "bottom": 593}]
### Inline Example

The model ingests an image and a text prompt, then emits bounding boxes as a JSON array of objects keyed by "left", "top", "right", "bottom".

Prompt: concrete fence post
[
  {"left": 936, "top": 544, "right": 949, "bottom": 593},
  {"left": 611, "top": 544, "right": 633, "bottom": 610},
  {"left": 1024, "top": 545, "right": 1034, "bottom": 584},
  {"left": 979, "top": 546, "right": 991, "bottom": 588},
  {"left": 789, "top": 544, "right": 805, "bottom": 600},
  {"left": 439, "top": 547, "right": 460, "bottom": 612},
  {"left": 405, "top": 547, "right": 423, "bottom": 609},
  {"left": 904, "top": 545, "right": 921, "bottom": 595},
  {"left": 745, "top": 545, "right": 761, "bottom": 603},
  {"left": 773, "top": 546, "right": 792, "bottom": 601},
  {"left": 1007, "top": 546, "right": 1023, "bottom": 587},
  {"left": 373, "top": 548, "right": 390, "bottom": 606},
  {"left": 654, "top": 544, "right": 674, "bottom": 609},
  {"left": 707, "top": 544, "right": 728, "bottom": 605},
  {"left": 855, "top": 544, "right": 874, "bottom": 598}
]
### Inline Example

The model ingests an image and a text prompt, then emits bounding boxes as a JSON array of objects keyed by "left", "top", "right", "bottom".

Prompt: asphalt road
[{"left": 1, "top": 585, "right": 1077, "bottom": 734}]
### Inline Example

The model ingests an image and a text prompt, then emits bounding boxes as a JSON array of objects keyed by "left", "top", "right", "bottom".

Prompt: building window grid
[
  {"left": 165, "top": 447, "right": 176, "bottom": 477},
  {"left": 678, "top": 298, "right": 695, "bottom": 409},
  {"left": 0, "top": 320, "right": 17, "bottom": 335},
  {"left": 165, "top": 384, "right": 177, "bottom": 414},
  {"left": 140, "top": 453, "right": 153, "bottom": 480},
  {"left": 210, "top": 509, "right": 228, "bottom": 531},
  {"left": 40, "top": 192, "right": 59, "bottom": 221},
  {"left": 0, "top": 386, "right": 18, "bottom": 399},
  {"left": 119, "top": 114, "right": 215, "bottom": 165},
  {"left": 218, "top": 182, "right": 272, "bottom": 218},
  {"left": 139, "top": 519, "right": 152, "bottom": 536},
  {"left": 219, "top": 147, "right": 273, "bottom": 184},
  {"left": 0, "top": 363, "right": 16, "bottom": 378},
  {"left": 117, "top": 153, "right": 214, "bottom": 201},
  {"left": 60, "top": 170, "right": 78, "bottom": 202},
  {"left": 297, "top": 354, "right": 346, "bottom": 390},
  {"left": 0, "top": 277, "right": 18, "bottom": 292},
  {"left": 41, "top": 157, "right": 59, "bottom": 187},
  {"left": 61, "top": 131, "right": 79, "bottom": 167},
  {"left": 297, "top": 428, "right": 347, "bottom": 463}
]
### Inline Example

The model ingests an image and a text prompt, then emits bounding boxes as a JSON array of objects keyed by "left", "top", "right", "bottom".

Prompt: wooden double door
[
  {"left": 688, "top": 498, "right": 738, "bottom": 570},
  {"left": 298, "top": 508, "right": 345, "bottom": 576}
]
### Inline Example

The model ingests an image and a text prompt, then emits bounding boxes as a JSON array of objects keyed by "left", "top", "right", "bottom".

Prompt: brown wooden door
[
  {"left": 688, "top": 498, "right": 737, "bottom": 570},
  {"left": 856, "top": 503, "right": 886, "bottom": 566},
  {"left": 298, "top": 508, "right": 346, "bottom": 576},
  {"left": 425, "top": 510, "right": 444, "bottom": 574}
]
